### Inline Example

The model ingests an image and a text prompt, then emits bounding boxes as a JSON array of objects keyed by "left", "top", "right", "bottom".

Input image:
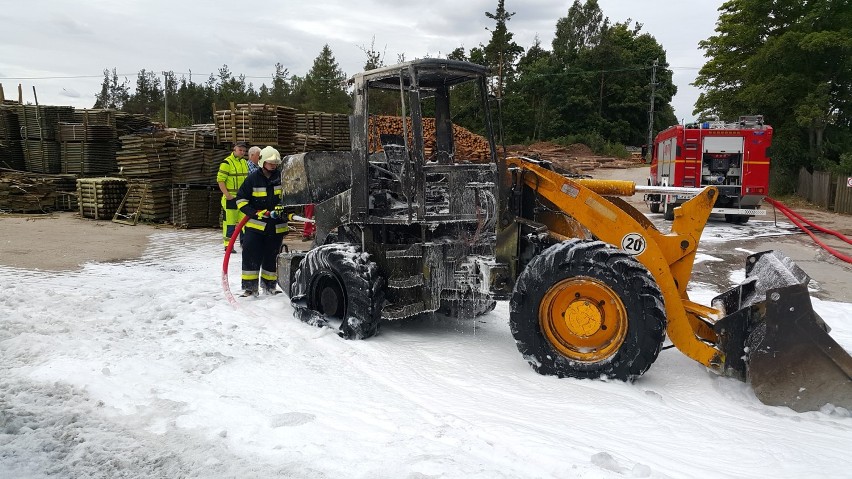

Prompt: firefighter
[
  {"left": 234, "top": 146, "right": 290, "bottom": 297},
  {"left": 217, "top": 141, "right": 251, "bottom": 250}
]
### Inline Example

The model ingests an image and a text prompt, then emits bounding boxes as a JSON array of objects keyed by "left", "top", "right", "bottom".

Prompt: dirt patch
[
  {"left": 0, "top": 212, "right": 313, "bottom": 271},
  {"left": 505, "top": 142, "right": 642, "bottom": 175}
]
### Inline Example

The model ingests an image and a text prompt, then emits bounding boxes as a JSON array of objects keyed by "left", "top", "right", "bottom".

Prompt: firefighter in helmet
[{"left": 234, "top": 146, "right": 291, "bottom": 297}]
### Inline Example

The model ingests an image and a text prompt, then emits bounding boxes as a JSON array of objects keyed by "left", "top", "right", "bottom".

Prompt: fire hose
[
  {"left": 222, "top": 213, "right": 316, "bottom": 304},
  {"left": 766, "top": 197, "right": 852, "bottom": 264}
]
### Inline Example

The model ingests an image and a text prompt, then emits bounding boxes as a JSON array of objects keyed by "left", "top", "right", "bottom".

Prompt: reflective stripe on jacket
[
  {"left": 235, "top": 168, "right": 288, "bottom": 233},
  {"left": 216, "top": 153, "right": 250, "bottom": 196}
]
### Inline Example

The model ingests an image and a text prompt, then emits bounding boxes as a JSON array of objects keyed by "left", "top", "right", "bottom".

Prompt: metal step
[
  {"left": 387, "top": 274, "right": 424, "bottom": 289},
  {"left": 382, "top": 301, "right": 426, "bottom": 320}
]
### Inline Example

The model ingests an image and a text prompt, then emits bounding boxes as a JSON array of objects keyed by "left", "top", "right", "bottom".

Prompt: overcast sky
[{"left": 1, "top": 0, "right": 724, "bottom": 123}]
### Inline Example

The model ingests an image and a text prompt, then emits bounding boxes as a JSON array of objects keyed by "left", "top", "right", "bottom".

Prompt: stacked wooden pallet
[
  {"left": 0, "top": 172, "right": 59, "bottom": 213},
  {"left": 276, "top": 106, "right": 297, "bottom": 154},
  {"left": 214, "top": 104, "right": 277, "bottom": 146},
  {"left": 172, "top": 124, "right": 218, "bottom": 149},
  {"left": 0, "top": 106, "right": 24, "bottom": 170},
  {"left": 59, "top": 123, "right": 118, "bottom": 174},
  {"left": 51, "top": 174, "right": 79, "bottom": 211},
  {"left": 76, "top": 177, "right": 127, "bottom": 219},
  {"left": 17, "top": 105, "right": 74, "bottom": 141},
  {"left": 23, "top": 140, "right": 62, "bottom": 173},
  {"left": 295, "top": 112, "right": 350, "bottom": 151},
  {"left": 172, "top": 147, "right": 229, "bottom": 185},
  {"left": 367, "top": 115, "right": 490, "bottom": 163},
  {"left": 17, "top": 105, "right": 74, "bottom": 173},
  {"left": 116, "top": 133, "right": 176, "bottom": 180},
  {"left": 293, "top": 133, "right": 325, "bottom": 153},
  {"left": 170, "top": 186, "right": 222, "bottom": 228},
  {"left": 114, "top": 112, "right": 154, "bottom": 136},
  {"left": 118, "top": 179, "right": 172, "bottom": 221}
]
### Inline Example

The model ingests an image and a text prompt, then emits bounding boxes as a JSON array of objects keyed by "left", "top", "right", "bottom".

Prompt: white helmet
[{"left": 259, "top": 146, "right": 282, "bottom": 167}]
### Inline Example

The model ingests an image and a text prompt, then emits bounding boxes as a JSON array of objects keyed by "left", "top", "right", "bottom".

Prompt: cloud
[
  {"left": 60, "top": 88, "right": 81, "bottom": 99},
  {"left": 5, "top": 0, "right": 724, "bottom": 119},
  {"left": 51, "top": 15, "right": 92, "bottom": 36}
]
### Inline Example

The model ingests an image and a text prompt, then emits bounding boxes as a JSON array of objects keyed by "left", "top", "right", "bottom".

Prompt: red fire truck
[{"left": 647, "top": 115, "right": 773, "bottom": 223}]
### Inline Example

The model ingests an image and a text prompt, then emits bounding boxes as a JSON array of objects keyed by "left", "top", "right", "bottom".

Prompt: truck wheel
[
  {"left": 649, "top": 201, "right": 661, "bottom": 214},
  {"left": 510, "top": 240, "right": 666, "bottom": 380},
  {"left": 663, "top": 202, "right": 675, "bottom": 221},
  {"left": 292, "top": 243, "right": 385, "bottom": 339}
]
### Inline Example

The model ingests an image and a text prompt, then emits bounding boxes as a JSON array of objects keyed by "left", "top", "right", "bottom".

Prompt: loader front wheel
[
  {"left": 510, "top": 240, "right": 666, "bottom": 381},
  {"left": 291, "top": 243, "right": 385, "bottom": 339}
]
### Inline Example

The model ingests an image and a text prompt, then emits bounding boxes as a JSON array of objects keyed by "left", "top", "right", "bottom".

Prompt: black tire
[
  {"left": 649, "top": 201, "right": 661, "bottom": 214},
  {"left": 509, "top": 239, "right": 666, "bottom": 381},
  {"left": 663, "top": 202, "right": 675, "bottom": 221},
  {"left": 291, "top": 243, "right": 385, "bottom": 339}
]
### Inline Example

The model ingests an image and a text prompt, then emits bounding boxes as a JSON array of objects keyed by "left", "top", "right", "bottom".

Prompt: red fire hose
[
  {"left": 766, "top": 197, "right": 852, "bottom": 264},
  {"left": 222, "top": 215, "right": 251, "bottom": 305}
]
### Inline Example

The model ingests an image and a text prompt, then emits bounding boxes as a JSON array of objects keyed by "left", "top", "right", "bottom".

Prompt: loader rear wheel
[
  {"left": 510, "top": 240, "right": 666, "bottom": 381},
  {"left": 291, "top": 243, "right": 385, "bottom": 339}
]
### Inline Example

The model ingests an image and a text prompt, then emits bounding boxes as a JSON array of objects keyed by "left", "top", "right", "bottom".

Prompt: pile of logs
[
  {"left": 504, "top": 142, "right": 643, "bottom": 175},
  {"left": 0, "top": 171, "right": 74, "bottom": 213},
  {"left": 76, "top": 177, "right": 127, "bottom": 219},
  {"left": 367, "top": 116, "right": 490, "bottom": 163},
  {"left": 170, "top": 186, "right": 222, "bottom": 228}
]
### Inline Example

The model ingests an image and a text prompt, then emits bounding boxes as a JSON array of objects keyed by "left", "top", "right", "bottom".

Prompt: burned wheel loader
[{"left": 276, "top": 59, "right": 852, "bottom": 412}]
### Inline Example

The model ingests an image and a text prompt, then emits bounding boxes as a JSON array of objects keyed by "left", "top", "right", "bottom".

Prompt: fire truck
[{"left": 647, "top": 115, "right": 772, "bottom": 223}]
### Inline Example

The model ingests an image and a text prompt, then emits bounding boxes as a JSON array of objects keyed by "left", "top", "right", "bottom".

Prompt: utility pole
[{"left": 646, "top": 58, "right": 658, "bottom": 163}]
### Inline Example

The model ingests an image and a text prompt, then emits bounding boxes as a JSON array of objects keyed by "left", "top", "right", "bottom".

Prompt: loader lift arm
[{"left": 500, "top": 157, "right": 726, "bottom": 372}]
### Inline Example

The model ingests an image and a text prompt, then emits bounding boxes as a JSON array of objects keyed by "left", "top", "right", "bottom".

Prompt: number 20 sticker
[{"left": 621, "top": 233, "right": 646, "bottom": 255}]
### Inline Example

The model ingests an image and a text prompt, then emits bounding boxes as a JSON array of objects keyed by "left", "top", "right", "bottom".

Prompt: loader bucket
[{"left": 711, "top": 251, "right": 852, "bottom": 412}]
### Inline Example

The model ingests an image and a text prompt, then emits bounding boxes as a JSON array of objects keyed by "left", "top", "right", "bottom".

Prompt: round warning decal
[{"left": 621, "top": 233, "right": 646, "bottom": 255}]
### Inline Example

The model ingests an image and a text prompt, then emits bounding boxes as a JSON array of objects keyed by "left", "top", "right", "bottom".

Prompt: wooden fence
[{"left": 797, "top": 168, "right": 852, "bottom": 214}]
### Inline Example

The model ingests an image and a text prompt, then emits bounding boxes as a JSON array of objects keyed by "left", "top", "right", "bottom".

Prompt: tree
[
  {"left": 93, "top": 68, "right": 129, "bottom": 109},
  {"left": 358, "top": 36, "right": 386, "bottom": 71},
  {"left": 124, "top": 69, "right": 163, "bottom": 118},
  {"left": 694, "top": 0, "right": 852, "bottom": 189},
  {"left": 483, "top": 0, "right": 525, "bottom": 99},
  {"left": 269, "top": 62, "right": 291, "bottom": 105},
  {"left": 552, "top": 0, "right": 608, "bottom": 66},
  {"left": 301, "top": 45, "right": 350, "bottom": 113}
]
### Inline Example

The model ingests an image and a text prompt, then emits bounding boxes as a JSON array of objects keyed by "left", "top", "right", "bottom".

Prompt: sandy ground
[
  {"left": 2, "top": 167, "right": 851, "bottom": 301},
  {"left": 0, "top": 213, "right": 311, "bottom": 272}
]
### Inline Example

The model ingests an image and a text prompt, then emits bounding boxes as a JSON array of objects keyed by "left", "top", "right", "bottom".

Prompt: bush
[{"left": 553, "top": 132, "right": 629, "bottom": 158}]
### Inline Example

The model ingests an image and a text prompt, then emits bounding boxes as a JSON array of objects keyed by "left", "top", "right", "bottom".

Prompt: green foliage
[
  {"left": 92, "top": 2, "right": 681, "bottom": 157},
  {"left": 553, "top": 131, "right": 628, "bottom": 157},
  {"left": 498, "top": 2, "right": 676, "bottom": 147},
  {"left": 93, "top": 68, "right": 129, "bottom": 110},
  {"left": 483, "top": 0, "right": 524, "bottom": 98},
  {"left": 300, "top": 45, "right": 350, "bottom": 113},
  {"left": 694, "top": 0, "right": 852, "bottom": 186}
]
